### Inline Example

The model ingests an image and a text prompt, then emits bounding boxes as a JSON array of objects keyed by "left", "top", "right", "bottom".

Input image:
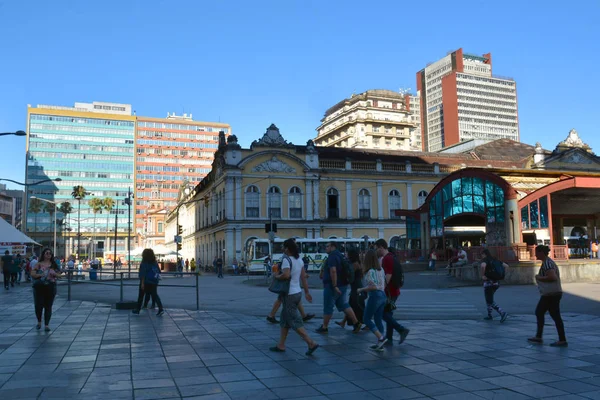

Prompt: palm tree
[
  {"left": 28, "top": 198, "right": 43, "bottom": 237},
  {"left": 88, "top": 197, "right": 104, "bottom": 258},
  {"left": 103, "top": 197, "right": 115, "bottom": 257},
  {"left": 58, "top": 202, "right": 73, "bottom": 259},
  {"left": 43, "top": 202, "right": 56, "bottom": 249},
  {"left": 71, "top": 186, "right": 88, "bottom": 260}
]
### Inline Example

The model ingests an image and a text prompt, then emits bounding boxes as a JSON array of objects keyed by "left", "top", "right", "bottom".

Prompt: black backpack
[
  {"left": 341, "top": 256, "right": 355, "bottom": 284},
  {"left": 388, "top": 253, "right": 404, "bottom": 288},
  {"left": 485, "top": 259, "right": 505, "bottom": 281}
]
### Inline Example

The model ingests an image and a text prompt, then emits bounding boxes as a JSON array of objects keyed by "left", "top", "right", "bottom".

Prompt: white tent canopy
[
  {"left": 0, "top": 217, "right": 39, "bottom": 245},
  {"left": 130, "top": 245, "right": 176, "bottom": 257}
]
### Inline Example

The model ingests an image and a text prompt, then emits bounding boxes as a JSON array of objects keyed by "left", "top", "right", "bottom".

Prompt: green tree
[
  {"left": 88, "top": 197, "right": 104, "bottom": 258},
  {"left": 103, "top": 197, "right": 115, "bottom": 256},
  {"left": 71, "top": 186, "right": 88, "bottom": 259},
  {"left": 28, "top": 198, "right": 43, "bottom": 236}
]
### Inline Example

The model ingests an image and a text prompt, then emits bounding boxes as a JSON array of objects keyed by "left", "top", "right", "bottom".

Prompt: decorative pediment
[
  {"left": 251, "top": 156, "right": 296, "bottom": 173},
  {"left": 554, "top": 129, "right": 593, "bottom": 154},
  {"left": 540, "top": 148, "right": 600, "bottom": 170},
  {"left": 251, "top": 124, "right": 293, "bottom": 148}
]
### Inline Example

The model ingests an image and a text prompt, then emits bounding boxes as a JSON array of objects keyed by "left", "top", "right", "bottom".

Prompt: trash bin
[{"left": 89, "top": 268, "right": 98, "bottom": 280}]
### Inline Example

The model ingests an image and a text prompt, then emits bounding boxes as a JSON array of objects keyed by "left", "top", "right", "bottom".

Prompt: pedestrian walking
[
  {"left": 316, "top": 241, "right": 361, "bottom": 334},
  {"left": 27, "top": 255, "right": 38, "bottom": 282},
  {"left": 185, "top": 258, "right": 190, "bottom": 272},
  {"left": 335, "top": 249, "right": 364, "bottom": 329},
  {"left": 132, "top": 248, "right": 164, "bottom": 316},
  {"left": 376, "top": 239, "right": 410, "bottom": 345},
  {"left": 2, "top": 250, "right": 13, "bottom": 290},
  {"left": 31, "top": 248, "right": 62, "bottom": 331},
  {"left": 216, "top": 256, "right": 224, "bottom": 278},
  {"left": 190, "top": 258, "right": 197, "bottom": 273},
  {"left": 357, "top": 249, "right": 388, "bottom": 350},
  {"left": 269, "top": 238, "right": 319, "bottom": 356},
  {"left": 528, "top": 245, "right": 567, "bottom": 347},
  {"left": 480, "top": 249, "right": 508, "bottom": 322},
  {"left": 231, "top": 257, "right": 237, "bottom": 275},
  {"left": 11, "top": 252, "right": 22, "bottom": 285},
  {"left": 428, "top": 246, "right": 437, "bottom": 271},
  {"left": 267, "top": 295, "right": 315, "bottom": 324}
]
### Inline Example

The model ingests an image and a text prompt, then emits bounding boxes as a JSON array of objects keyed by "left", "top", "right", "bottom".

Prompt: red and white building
[{"left": 417, "top": 48, "right": 519, "bottom": 152}]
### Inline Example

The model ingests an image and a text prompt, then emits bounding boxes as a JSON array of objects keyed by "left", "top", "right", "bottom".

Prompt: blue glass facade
[
  {"left": 26, "top": 110, "right": 135, "bottom": 248},
  {"left": 429, "top": 176, "right": 505, "bottom": 237}
]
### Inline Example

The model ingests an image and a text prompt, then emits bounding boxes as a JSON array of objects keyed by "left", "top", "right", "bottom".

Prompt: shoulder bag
[{"left": 269, "top": 255, "right": 292, "bottom": 295}]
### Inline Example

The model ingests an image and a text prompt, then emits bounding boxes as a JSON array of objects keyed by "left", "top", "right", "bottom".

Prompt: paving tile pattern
[{"left": 1, "top": 286, "right": 600, "bottom": 399}]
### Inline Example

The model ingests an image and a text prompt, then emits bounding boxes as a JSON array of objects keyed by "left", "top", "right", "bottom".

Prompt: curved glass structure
[{"left": 430, "top": 176, "right": 505, "bottom": 237}]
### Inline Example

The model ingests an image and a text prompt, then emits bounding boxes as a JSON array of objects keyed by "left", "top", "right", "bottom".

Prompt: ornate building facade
[{"left": 166, "top": 125, "right": 600, "bottom": 267}]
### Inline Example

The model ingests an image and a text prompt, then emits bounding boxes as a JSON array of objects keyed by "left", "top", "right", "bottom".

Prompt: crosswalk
[{"left": 301, "top": 289, "right": 482, "bottom": 320}]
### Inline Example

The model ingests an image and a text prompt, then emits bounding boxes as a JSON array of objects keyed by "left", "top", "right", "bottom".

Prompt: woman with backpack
[
  {"left": 480, "top": 249, "right": 508, "bottom": 322},
  {"left": 133, "top": 248, "right": 164, "bottom": 316}
]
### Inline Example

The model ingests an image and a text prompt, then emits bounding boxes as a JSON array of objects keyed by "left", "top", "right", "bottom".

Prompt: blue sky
[{"left": 1, "top": 0, "right": 598, "bottom": 189}]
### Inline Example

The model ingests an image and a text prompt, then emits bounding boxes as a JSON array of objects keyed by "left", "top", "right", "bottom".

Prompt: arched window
[
  {"left": 389, "top": 189, "right": 402, "bottom": 219},
  {"left": 245, "top": 186, "right": 260, "bottom": 218},
  {"left": 358, "top": 189, "right": 371, "bottom": 219},
  {"left": 327, "top": 188, "right": 339, "bottom": 219},
  {"left": 288, "top": 186, "right": 303, "bottom": 219},
  {"left": 418, "top": 190, "right": 428, "bottom": 207},
  {"left": 267, "top": 186, "right": 281, "bottom": 219}
]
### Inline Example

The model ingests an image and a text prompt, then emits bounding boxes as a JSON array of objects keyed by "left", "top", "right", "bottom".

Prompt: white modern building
[{"left": 417, "top": 48, "right": 519, "bottom": 152}]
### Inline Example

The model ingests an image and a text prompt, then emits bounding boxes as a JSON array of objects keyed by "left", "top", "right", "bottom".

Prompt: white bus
[{"left": 244, "top": 237, "right": 376, "bottom": 272}]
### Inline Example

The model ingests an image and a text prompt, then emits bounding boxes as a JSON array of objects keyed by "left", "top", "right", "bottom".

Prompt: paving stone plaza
[{"left": 1, "top": 282, "right": 600, "bottom": 400}]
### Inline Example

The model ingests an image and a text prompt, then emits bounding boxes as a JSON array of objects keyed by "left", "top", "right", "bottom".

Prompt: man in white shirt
[{"left": 447, "top": 246, "right": 468, "bottom": 276}]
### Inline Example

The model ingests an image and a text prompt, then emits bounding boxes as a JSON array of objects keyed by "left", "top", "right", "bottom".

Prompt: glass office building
[{"left": 25, "top": 102, "right": 135, "bottom": 260}]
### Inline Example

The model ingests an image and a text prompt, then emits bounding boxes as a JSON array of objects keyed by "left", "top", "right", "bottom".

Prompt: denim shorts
[{"left": 323, "top": 284, "right": 350, "bottom": 315}]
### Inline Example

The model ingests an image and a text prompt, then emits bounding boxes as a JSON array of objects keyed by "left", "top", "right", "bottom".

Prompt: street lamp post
[
  {"left": 0, "top": 131, "right": 26, "bottom": 137},
  {"left": 113, "top": 199, "right": 119, "bottom": 279},
  {"left": 30, "top": 196, "right": 59, "bottom": 256},
  {"left": 0, "top": 178, "right": 62, "bottom": 187},
  {"left": 124, "top": 188, "right": 133, "bottom": 277}
]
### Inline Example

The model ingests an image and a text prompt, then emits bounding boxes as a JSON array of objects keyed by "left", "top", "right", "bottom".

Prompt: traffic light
[
  {"left": 177, "top": 225, "right": 183, "bottom": 235},
  {"left": 177, "top": 243, "right": 182, "bottom": 251},
  {"left": 265, "top": 223, "right": 278, "bottom": 233}
]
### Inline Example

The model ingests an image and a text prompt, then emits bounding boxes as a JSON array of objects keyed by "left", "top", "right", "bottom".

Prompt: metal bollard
[
  {"left": 120, "top": 272, "right": 124, "bottom": 303},
  {"left": 195, "top": 273, "right": 200, "bottom": 311},
  {"left": 67, "top": 270, "right": 72, "bottom": 301}
]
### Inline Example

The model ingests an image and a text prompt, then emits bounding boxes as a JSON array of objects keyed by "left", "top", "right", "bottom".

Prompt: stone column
[
  {"left": 306, "top": 179, "right": 313, "bottom": 220},
  {"left": 235, "top": 178, "right": 242, "bottom": 220},
  {"left": 406, "top": 183, "right": 413, "bottom": 209},
  {"left": 225, "top": 178, "right": 234, "bottom": 220},
  {"left": 377, "top": 182, "right": 383, "bottom": 220},
  {"left": 346, "top": 181, "right": 352, "bottom": 219},
  {"left": 235, "top": 227, "right": 242, "bottom": 261},
  {"left": 378, "top": 227, "right": 384, "bottom": 239},
  {"left": 313, "top": 180, "right": 320, "bottom": 219},
  {"left": 225, "top": 229, "right": 234, "bottom": 265},
  {"left": 346, "top": 227, "right": 353, "bottom": 238},
  {"left": 505, "top": 198, "right": 520, "bottom": 245}
]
